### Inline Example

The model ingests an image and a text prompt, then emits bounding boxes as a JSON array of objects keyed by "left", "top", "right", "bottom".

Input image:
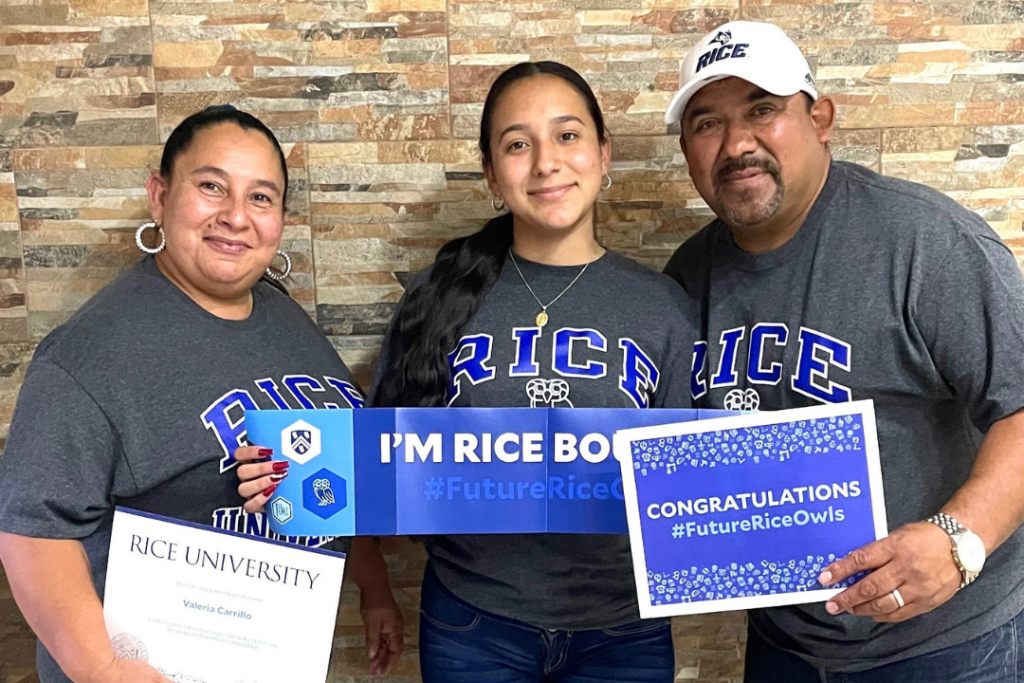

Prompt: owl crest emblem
[
  {"left": 312, "top": 478, "right": 335, "bottom": 507},
  {"left": 526, "top": 378, "right": 574, "bottom": 408}
]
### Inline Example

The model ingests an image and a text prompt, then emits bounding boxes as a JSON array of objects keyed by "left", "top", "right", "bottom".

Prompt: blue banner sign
[
  {"left": 245, "top": 408, "right": 731, "bottom": 537},
  {"left": 614, "top": 400, "right": 888, "bottom": 617}
]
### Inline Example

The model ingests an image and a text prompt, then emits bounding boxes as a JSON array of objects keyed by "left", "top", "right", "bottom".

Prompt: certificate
[
  {"left": 614, "top": 400, "right": 888, "bottom": 617},
  {"left": 103, "top": 508, "right": 346, "bottom": 683}
]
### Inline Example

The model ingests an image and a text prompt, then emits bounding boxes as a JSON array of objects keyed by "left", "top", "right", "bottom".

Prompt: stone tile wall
[{"left": 2, "top": 1, "right": 1023, "bottom": 681}]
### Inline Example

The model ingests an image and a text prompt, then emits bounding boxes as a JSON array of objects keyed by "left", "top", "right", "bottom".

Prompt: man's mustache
[{"left": 715, "top": 156, "right": 781, "bottom": 184}]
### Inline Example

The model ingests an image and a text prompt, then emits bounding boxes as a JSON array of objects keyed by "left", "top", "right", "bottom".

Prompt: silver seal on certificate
[{"left": 111, "top": 632, "right": 149, "bottom": 661}]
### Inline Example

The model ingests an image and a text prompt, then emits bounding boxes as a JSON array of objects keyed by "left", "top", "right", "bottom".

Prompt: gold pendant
[{"left": 536, "top": 310, "right": 548, "bottom": 328}]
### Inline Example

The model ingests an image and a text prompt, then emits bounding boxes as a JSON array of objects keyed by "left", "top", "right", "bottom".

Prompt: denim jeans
[
  {"left": 745, "top": 608, "right": 1024, "bottom": 683},
  {"left": 419, "top": 565, "right": 675, "bottom": 683}
]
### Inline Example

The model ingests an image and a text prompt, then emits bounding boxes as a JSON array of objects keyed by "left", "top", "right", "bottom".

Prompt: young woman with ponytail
[{"left": 239, "top": 61, "right": 698, "bottom": 681}]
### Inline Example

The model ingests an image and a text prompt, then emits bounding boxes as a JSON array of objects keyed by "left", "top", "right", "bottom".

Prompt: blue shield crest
[{"left": 291, "top": 429, "right": 312, "bottom": 455}]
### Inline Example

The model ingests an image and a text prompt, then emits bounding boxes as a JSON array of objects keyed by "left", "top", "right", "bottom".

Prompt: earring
[
  {"left": 491, "top": 196, "right": 505, "bottom": 212},
  {"left": 135, "top": 222, "right": 165, "bottom": 254},
  {"left": 265, "top": 250, "right": 292, "bottom": 281},
  {"left": 602, "top": 174, "right": 612, "bottom": 191}
]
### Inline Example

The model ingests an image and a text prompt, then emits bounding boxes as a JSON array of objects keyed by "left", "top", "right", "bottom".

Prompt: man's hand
[{"left": 819, "top": 522, "right": 960, "bottom": 623}]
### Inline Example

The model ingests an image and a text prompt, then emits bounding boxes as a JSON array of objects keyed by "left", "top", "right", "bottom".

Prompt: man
[{"left": 663, "top": 20, "right": 1024, "bottom": 682}]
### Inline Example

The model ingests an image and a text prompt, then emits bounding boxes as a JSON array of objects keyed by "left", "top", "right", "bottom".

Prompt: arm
[
  {"left": 349, "top": 537, "right": 405, "bottom": 675},
  {"left": 0, "top": 361, "right": 171, "bottom": 680},
  {"left": 0, "top": 533, "right": 170, "bottom": 683},
  {"left": 236, "top": 276, "right": 417, "bottom": 672},
  {"left": 944, "top": 409, "right": 1024, "bottom": 554},
  {"left": 822, "top": 410, "right": 1024, "bottom": 622},
  {"left": 822, "top": 231, "right": 1024, "bottom": 621},
  {"left": 235, "top": 446, "right": 405, "bottom": 675}
]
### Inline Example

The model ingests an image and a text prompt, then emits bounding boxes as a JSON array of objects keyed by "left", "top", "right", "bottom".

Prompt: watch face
[{"left": 957, "top": 532, "right": 986, "bottom": 573}]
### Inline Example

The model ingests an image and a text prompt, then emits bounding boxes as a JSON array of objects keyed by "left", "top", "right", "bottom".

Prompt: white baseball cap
[{"left": 665, "top": 21, "right": 818, "bottom": 126}]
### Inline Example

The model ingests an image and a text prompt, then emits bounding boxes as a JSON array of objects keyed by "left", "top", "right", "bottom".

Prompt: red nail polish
[
  {"left": 263, "top": 484, "right": 278, "bottom": 497},
  {"left": 270, "top": 472, "right": 288, "bottom": 483},
  {"left": 272, "top": 461, "right": 290, "bottom": 472},
  {"left": 258, "top": 448, "right": 274, "bottom": 457}
]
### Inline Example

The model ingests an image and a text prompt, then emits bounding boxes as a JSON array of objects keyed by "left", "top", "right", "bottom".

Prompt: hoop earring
[
  {"left": 265, "top": 250, "right": 292, "bottom": 281},
  {"left": 135, "top": 222, "right": 165, "bottom": 254},
  {"left": 602, "top": 174, "right": 612, "bottom": 191},
  {"left": 491, "top": 196, "right": 505, "bottom": 212}
]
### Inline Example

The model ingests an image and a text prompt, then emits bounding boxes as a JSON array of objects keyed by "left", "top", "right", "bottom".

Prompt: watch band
[
  {"left": 926, "top": 513, "right": 974, "bottom": 588},
  {"left": 926, "top": 512, "right": 966, "bottom": 536}
]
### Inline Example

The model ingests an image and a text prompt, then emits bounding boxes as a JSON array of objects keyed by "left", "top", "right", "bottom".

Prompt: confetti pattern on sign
[
  {"left": 631, "top": 415, "right": 865, "bottom": 477},
  {"left": 647, "top": 554, "right": 860, "bottom": 605}
]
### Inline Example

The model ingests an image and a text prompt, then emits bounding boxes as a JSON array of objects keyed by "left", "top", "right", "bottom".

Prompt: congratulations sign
[
  {"left": 245, "top": 407, "right": 730, "bottom": 537},
  {"left": 614, "top": 400, "right": 887, "bottom": 617}
]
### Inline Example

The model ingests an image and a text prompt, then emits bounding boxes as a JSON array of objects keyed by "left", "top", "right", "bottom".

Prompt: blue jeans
[
  {"left": 745, "top": 608, "right": 1024, "bottom": 682},
  {"left": 419, "top": 565, "right": 675, "bottom": 683}
]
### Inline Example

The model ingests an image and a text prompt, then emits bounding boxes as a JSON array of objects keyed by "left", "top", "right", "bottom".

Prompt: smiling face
[
  {"left": 483, "top": 74, "right": 611, "bottom": 238},
  {"left": 680, "top": 77, "right": 832, "bottom": 230},
  {"left": 146, "top": 122, "right": 286, "bottom": 302}
]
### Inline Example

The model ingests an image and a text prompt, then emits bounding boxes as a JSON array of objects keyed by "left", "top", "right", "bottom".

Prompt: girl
[{"left": 240, "top": 62, "right": 698, "bottom": 682}]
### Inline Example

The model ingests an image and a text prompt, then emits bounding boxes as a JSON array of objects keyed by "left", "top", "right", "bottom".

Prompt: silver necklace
[{"left": 507, "top": 248, "right": 597, "bottom": 328}]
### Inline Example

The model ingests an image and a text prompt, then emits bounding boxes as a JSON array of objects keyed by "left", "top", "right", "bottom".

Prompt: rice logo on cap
[
  {"left": 696, "top": 32, "right": 749, "bottom": 74},
  {"left": 710, "top": 30, "right": 732, "bottom": 46}
]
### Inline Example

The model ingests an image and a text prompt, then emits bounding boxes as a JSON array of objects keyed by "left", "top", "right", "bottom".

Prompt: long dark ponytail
[{"left": 373, "top": 62, "right": 607, "bottom": 407}]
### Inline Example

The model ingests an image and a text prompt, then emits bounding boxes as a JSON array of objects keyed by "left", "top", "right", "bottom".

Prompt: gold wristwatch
[{"left": 925, "top": 513, "right": 986, "bottom": 588}]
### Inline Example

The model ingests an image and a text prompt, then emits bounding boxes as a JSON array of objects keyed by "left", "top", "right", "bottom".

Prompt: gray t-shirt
[
  {"left": 664, "top": 160, "right": 1024, "bottom": 671},
  {"left": 374, "top": 249, "right": 699, "bottom": 629},
  {"left": 0, "top": 256, "right": 362, "bottom": 682}
]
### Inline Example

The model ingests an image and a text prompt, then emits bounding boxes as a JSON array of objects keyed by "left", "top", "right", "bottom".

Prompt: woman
[
  {"left": 0, "top": 106, "right": 402, "bottom": 682},
  {"left": 239, "top": 63, "right": 699, "bottom": 681}
]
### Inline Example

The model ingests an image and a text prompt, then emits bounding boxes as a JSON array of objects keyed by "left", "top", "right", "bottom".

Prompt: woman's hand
[
  {"left": 234, "top": 445, "right": 289, "bottom": 513},
  {"left": 360, "top": 586, "right": 405, "bottom": 675},
  {"left": 0, "top": 534, "right": 174, "bottom": 683},
  {"left": 86, "top": 658, "right": 174, "bottom": 683}
]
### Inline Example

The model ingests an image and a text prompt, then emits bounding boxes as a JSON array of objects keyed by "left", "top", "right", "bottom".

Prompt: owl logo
[
  {"left": 724, "top": 388, "right": 760, "bottom": 411},
  {"left": 525, "top": 378, "right": 574, "bottom": 408},
  {"left": 710, "top": 30, "right": 732, "bottom": 46},
  {"left": 312, "top": 478, "right": 335, "bottom": 507}
]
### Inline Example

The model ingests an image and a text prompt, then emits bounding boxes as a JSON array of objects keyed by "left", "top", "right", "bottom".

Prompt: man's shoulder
[
  {"left": 663, "top": 219, "right": 724, "bottom": 291},
  {"left": 834, "top": 161, "right": 994, "bottom": 243}
]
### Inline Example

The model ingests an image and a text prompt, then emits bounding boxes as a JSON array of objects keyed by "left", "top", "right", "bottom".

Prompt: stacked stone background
[{"left": 1, "top": 0, "right": 1023, "bottom": 681}]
